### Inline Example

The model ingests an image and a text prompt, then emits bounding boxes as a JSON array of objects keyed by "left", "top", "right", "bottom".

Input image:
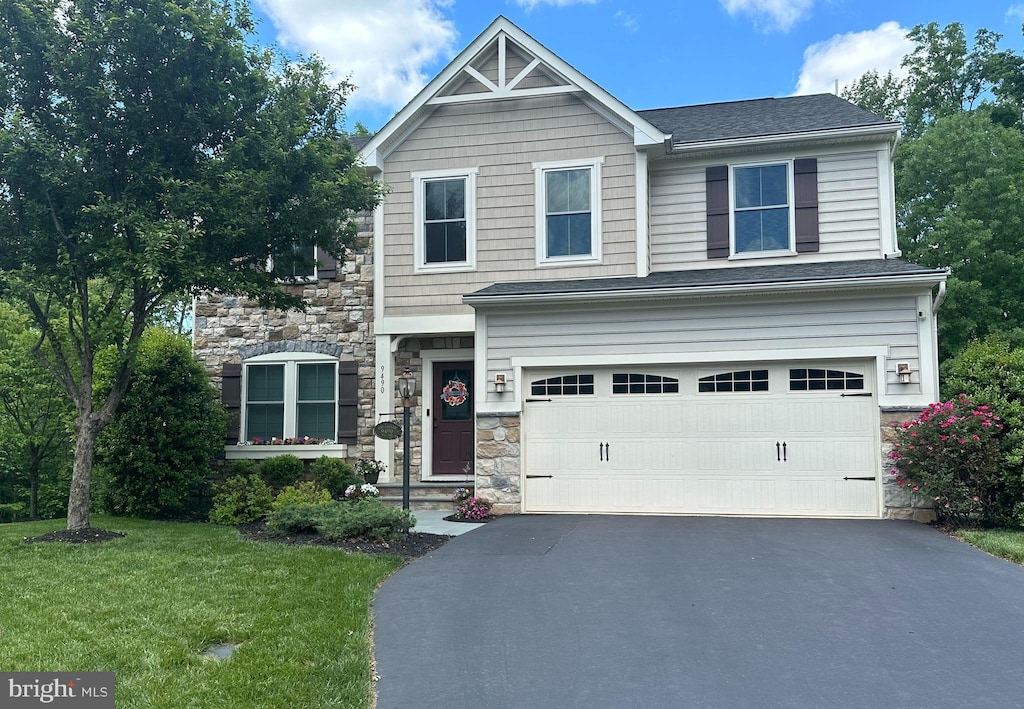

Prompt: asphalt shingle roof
[
  {"left": 465, "top": 259, "right": 944, "bottom": 301},
  {"left": 637, "top": 94, "right": 895, "bottom": 146}
]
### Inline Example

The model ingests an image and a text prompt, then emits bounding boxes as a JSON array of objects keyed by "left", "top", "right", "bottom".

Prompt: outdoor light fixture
[
  {"left": 396, "top": 367, "right": 416, "bottom": 403},
  {"left": 395, "top": 367, "right": 417, "bottom": 510},
  {"left": 897, "top": 362, "right": 912, "bottom": 384},
  {"left": 494, "top": 373, "right": 506, "bottom": 393}
]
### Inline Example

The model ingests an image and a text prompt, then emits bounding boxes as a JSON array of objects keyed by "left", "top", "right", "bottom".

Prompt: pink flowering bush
[
  {"left": 889, "top": 394, "right": 1006, "bottom": 527},
  {"left": 453, "top": 492, "right": 493, "bottom": 521}
]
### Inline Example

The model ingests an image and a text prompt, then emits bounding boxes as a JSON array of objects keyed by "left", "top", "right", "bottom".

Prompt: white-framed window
[
  {"left": 243, "top": 353, "right": 337, "bottom": 442},
  {"left": 413, "top": 168, "right": 477, "bottom": 272},
  {"left": 731, "top": 161, "right": 794, "bottom": 256},
  {"left": 534, "top": 157, "right": 603, "bottom": 265}
]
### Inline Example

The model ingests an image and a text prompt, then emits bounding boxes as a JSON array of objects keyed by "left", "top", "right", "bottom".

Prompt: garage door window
[
  {"left": 612, "top": 373, "right": 679, "bottom": 394},
  {"left": 531, "top": 374, "right": 595, "bottom": 396},
  {"left": 789, "top": 368, "right": 864, "bottom": 391},
  {"left": 698, "top": 369, "right": 769, "bottom": 393}
]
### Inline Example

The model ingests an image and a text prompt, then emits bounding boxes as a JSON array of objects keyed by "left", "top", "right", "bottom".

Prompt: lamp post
[{"left": 396, "top": 367, "right": 416, "bottom": 510}]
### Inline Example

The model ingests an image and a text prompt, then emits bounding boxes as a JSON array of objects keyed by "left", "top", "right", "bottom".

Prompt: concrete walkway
[
  {"left": 409, "top": 509, "right": 485, "bottom": 536},
  {"left": 375, "top": 514, "right": 1024, "bottom": 709}
]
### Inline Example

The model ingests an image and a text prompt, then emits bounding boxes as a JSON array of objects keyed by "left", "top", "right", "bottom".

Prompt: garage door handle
[{"left": 777, "top": 441, "right": 787, "bottom": 462}]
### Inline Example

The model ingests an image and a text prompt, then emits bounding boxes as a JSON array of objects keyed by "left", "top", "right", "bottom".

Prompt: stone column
[
  {"left": 880, "top": 408, "right": 937, "bottom": 522},
  {"left": 475, "top": 413, "right": 521, "bottom": 515}
]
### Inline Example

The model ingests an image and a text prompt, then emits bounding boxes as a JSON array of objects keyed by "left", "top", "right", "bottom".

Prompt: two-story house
[{"left": 195, "top": 16, "right": 945, "bottom": 520}]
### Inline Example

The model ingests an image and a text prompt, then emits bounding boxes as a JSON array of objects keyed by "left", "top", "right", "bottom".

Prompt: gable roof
[
  {"left": 638, "top": 94, "right": 897, "bottom": 148},
  {"left": 464, "top": 259, "right": 945, "bottom": 306},
  {"left": 358, "top": 16, "right": 670, "bottom": 170}
]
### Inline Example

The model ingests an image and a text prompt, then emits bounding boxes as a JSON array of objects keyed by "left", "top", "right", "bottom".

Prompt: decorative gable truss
[
  {"left": 431, "top": 33, "right": 576, "bottom": 105},
  {"left": 360, "top": 17, "right": 669, "bottom": 170}
]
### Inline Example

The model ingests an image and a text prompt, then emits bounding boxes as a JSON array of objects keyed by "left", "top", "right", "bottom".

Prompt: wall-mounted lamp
[
  {"left": 494, "top": 373, "right": 506, "bottom": 393},
  {"left": 897, "top": 362, "right": 912, "bottom": 385}
]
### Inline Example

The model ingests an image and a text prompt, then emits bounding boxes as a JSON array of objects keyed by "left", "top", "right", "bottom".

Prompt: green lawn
[
  {"left": 0, "top": 516, "right": 403, "bottom": 708},
  {"left": 959, "top": 528, "right": 1024, "bottom": 565}
]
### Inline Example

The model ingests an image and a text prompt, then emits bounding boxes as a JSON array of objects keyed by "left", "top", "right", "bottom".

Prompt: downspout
[{"left": 932, "top": 279, "right": 947, "bottom": 311}]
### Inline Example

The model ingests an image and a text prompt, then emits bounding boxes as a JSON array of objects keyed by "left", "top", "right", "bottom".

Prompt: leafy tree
[
  {"left": 840, "top": 70, "right": 907, "bottom": 123},
  {"left": 0, "top": 302, "right": 73, "bottom": 518},
  {"left": 95, "top": 328, "right": 227, "bottom": 519},
  {"left": 0, "top": 0, "right": 384, "bottom": 529},
  {"left": 896, "top": 108, "right": 1024, "bottom": 359}
]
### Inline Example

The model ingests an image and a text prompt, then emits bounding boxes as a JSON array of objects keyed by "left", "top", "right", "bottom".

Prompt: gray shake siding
[
  {"left": 382, "top": 93, "right": 638, "bottom": 317},
  {"left": 649, "top": 149, "right": 884, "bottom": 270}
]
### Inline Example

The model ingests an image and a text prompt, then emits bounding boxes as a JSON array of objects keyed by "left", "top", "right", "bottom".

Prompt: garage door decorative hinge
[
  {"left": 525, "top": 398, "right": 553, "bottom": 403},
  {"left": 842, "top": 476, "right": 877, "bottom": 481},
  {"left": 526, "top": 475, "right": 554, "bottom": 479},
  {"left": 840, "top": 392, "right": 872, "bottom": 397}
]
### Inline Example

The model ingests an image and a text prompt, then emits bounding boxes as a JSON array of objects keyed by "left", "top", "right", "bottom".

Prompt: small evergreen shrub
[
  {"left": 316, "top": 498, "right": 414, "bottom": 542},
  {"left": 258, "top": 454, "right": 305, "bottom": 491},
  {"left": 889, "top": 395, "right": 1006, "bottom": 527},
  {"left": 209, "top": 474, "right": 274, "bottom": 525},
  {"left": 310, "top": 456, "right": 362, "bottom": 498},
  {"left": 227, "top": 459, "right": 260, "bottom": 478},
  {"left": 273, "top": 481, "right": 333, "bottom": 510},
  {"left": 266, "top": 502, "right": 338, "bottom": 534}
]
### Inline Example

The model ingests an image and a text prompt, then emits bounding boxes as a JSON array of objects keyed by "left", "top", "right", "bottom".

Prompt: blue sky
[{"left": 250, "top": 1, "right": 1024, "bottom": 132}]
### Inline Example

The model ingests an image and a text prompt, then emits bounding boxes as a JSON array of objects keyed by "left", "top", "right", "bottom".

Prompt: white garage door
[{"left": 522, "top": 362, "right": 879, "bottom": 517}]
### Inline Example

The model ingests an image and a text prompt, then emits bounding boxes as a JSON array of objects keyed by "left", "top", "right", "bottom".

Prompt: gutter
[
  {"left": 932, "top": 279, "right": 947, "bottom": 311},
  {"left": 464, "top": 271, "right": 948, "bottom": 307}
]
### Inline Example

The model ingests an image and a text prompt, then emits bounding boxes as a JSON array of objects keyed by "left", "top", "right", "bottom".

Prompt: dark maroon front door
[{"left": 432, "top": 361, "right": 474, "bottom": 476}]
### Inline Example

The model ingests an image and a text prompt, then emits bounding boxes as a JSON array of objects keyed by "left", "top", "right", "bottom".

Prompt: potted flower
[{"left": 356, "top": 458, "right": 386, "bottom": 484}]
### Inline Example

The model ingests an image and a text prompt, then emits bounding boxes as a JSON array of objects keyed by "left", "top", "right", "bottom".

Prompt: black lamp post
[{"left": 396, "top": 367, "right": 416, "bottom": 510}]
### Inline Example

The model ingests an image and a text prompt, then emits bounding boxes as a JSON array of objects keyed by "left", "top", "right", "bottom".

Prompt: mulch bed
[
  {"left": 443, "top": 514, "right": 494, "bottom": 523},
  {"left": 236, "top": 519, "right": 452, "bottom": 560},
  {"left": 24, "top": 528, "right": 126, "bottom": 544}
]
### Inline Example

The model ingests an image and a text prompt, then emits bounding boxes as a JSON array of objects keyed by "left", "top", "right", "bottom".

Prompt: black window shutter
[
  {"left": 337, "top": 361, "right": 358, "bottom": 444},
  {"left": 221, "top": 363, "right": 242, "bottom": 445},
  {"left": 317, "top": 249, "right": 338, "bottom": 280},
  {"left": 794, "top": 158, "right": 819, "bottom": 253},
  {"left": 705, "top": 166, "right": 730, "bottom": 259}
]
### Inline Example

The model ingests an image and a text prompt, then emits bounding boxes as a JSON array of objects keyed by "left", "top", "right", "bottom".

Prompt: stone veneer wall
[
  {"left": 475, "top": 413, "right": 521, "bottom": 515},
  {"left": 192, "top": 216, "right": 377, "bottom": 460},
  {"left": 392, "top": 337, "right": 474, "bottom": 482},
  {"left": 880, "top": 409, "right": 937, "bottom": 522}
]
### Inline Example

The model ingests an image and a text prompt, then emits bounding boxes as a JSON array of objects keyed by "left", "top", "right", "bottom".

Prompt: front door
[{"left": 432, "top": 361, "right": 474, "bottom": 476}]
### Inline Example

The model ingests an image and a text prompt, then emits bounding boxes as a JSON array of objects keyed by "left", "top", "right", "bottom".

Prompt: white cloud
[
  {"left": 794, "top": 21, "right": 914, "bottom": 96},
  {"left": 615, "top": 10, "right": 639, "bottom": 32},
  {"left": 718, "top": 0, "right": 814, "bottom": 32},
  {"left": 1009, "top": 4, "right": 1024, "bottom": 22},
  {"left": 515, "top": 0, "right": 599, "bottom": 10},
  {"left": 254, "top": 0, "right": 457, "bottom": 114}
]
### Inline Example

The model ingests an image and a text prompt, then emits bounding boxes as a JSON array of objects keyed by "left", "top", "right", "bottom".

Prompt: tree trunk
[
  {"left": 67, "top": 412, "right": 102, "bottom": 530},
  {"left": 28, "top": 456, "right": 39, "bottom": 519}
]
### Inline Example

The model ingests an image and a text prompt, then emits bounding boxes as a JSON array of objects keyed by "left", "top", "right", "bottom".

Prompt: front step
[{"left": 376, "top": 481, "right": 471, "bottom": 511}]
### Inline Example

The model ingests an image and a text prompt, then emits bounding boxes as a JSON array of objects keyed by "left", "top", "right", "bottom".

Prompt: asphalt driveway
[{"left": 373, "top": 516, "right": 1024, "bottom": 709}]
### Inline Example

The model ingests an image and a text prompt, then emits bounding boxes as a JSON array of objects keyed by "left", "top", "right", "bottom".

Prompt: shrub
[
  {"left": 889, "top": 395, "right": 1006, "bottom": 527},
  {"left": 310, "top": 456, "right": 362, "bottom": 498},
  {"left": 343, "top": 483, "right": 379, "bottom": 501},
  {"left": 265, "top": 502, "right": 338, "bottom": 534},
  {"left": 316, "top": 498, "right": 414, "bottom": 542},
  {"left": 96, "top": 328, "right": 227, "bottom": 519},
  {"left": 209, "top": 474, "right": 274, "bottom": 525},
  {"left": 942, "top": 336, "right": 1024, "bottom": 502},
  {"left": 227, "top": 459, "right": 260, "bottom": 478},
  {"left": 454, "top": 496, "right": 493, "bottom": 521},
  {"left": 258, "top": 454, "right": 305, "bottom": 491},
  {"left": 273, "top": 481, "right": 333, "bottom": 510}
]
